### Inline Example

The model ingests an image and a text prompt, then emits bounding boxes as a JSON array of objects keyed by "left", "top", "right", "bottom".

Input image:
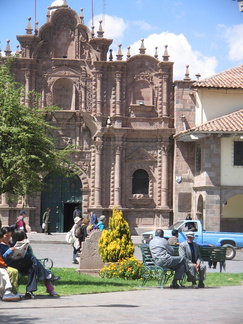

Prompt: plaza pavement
[{"left": 0, "top": 232, "right": 243, "bottom": 323}]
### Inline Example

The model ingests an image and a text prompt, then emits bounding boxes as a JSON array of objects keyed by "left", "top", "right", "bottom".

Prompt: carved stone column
[
  {"left": 115, "top": 73, "right": 122, "bottom": 116},
  {"left": 161, "top": 142, "right": 169, "bottom": 207},
  {"left": 162, "top": 74, "right": 169, "bottom": 117},
  {"left": 25, "top": 70, "right": 30, "bottom": 106},
  {"left": 94, "top": 140, "right": 102, "bottom": 207},
  {"left": 114, "top": 145, "right": 122, "bottom": 207},
  {"left": 71, "top": 82, "right": 76, "bottom": 111},
  {"left": 96, "top": 73, "right": 102, "bottom": 116}
]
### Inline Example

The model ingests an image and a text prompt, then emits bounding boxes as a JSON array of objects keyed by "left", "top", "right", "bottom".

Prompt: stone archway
[{"left": 196, "top": 194, "right": 204, "bottom": 227}]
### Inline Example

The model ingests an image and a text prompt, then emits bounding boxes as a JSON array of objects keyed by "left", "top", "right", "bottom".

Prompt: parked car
[{"left": 141, "top": 220, "right": 243, "bottom": 260}]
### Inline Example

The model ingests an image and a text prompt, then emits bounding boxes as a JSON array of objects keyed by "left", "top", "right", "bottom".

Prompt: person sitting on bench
[{"left": 149, "top": 229, "right": 186, "bottom": 289}]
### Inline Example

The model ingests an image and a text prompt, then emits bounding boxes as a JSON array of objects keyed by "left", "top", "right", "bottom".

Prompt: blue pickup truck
[{"left": 142, "top": 220, "right": 243, "bottom": 260}]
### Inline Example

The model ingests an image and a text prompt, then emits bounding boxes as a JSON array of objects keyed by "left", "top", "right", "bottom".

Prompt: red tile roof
[
  {"left": 175, "top": 109, "right": 243, "bottom": 140},
  {"left": 192, "top": 65, "right": 243, "bottom": 89}
]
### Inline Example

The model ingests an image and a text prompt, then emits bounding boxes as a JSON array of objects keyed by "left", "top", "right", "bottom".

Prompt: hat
[
  {"left": 74, "top": 217, "right": 82, "bottom": 224},
  {"left": 186, "top": 231, "right": 195, "bottom": 237},
  {"left": 20, "top": 210, "right": 26, "bottom": 215},
  {"left": 99, "top": 215, "right": 106, "bottom": 221}
]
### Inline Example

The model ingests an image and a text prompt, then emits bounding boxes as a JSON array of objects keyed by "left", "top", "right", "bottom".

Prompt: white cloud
[
  {"left": 133, "top": 20, "right": 153, "bottom": 31},
  {"left": 128, "top": 32, "right": 217, "bottom": 80},
  {"left": 90, "top": 15, "right": 217, "bottom": 80},
  {"left": 220, "top": 24, "right": 243, "bottom": 62},
  {"left": 90, "top": 14, "right": 128, "bottom": 42}
]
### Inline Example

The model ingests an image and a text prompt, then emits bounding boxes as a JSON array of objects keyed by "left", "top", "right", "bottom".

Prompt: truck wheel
[{"left": 222, "top": 244, "right": 236, "bottom": 260}]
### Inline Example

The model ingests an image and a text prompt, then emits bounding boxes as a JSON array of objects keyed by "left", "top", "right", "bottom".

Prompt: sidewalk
[{"left": 1, "top": 286, "right": 243, "bottom": 323}]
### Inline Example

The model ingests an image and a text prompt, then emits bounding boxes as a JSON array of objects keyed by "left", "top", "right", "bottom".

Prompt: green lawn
[{"left": 18, "top": 268, "right": 243, "bottom": 296}]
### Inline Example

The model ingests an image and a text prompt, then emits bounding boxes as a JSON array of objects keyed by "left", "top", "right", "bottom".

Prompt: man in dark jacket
[{"left": 179, "top": 232, "right": 206, "bottom": 288}]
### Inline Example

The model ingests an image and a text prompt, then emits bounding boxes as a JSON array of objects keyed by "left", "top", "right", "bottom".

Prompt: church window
[
  {"left": 234, "top": 141, "right": 243, "bottom": 166},
  {"left": 132, "top": 169, "right": 149, "bottom": 194}
]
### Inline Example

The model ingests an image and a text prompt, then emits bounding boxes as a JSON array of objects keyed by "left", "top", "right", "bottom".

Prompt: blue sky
[{"left": 0, "top": 0, "right": 242, "bottom": 80}]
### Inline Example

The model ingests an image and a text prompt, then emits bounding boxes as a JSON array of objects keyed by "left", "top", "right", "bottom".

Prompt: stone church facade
[{"left": 0, "top": 2, "right": 175, "bottom": 234}]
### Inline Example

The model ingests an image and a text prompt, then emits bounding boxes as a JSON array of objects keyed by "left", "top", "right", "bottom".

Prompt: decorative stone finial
[
  {"left": 154, "top": 46, "right": 158, "bottom": 59},
  {"left": 139, "top": 39, "right": 146, "bottom": 54},
  {"left": 97, "top": 20, "right": 104, "bottom": 38},
  {"left": 46, "top": 10, "right": 51, "bottom": 22},
  {"left": 195, "top": 73, "right": 201, "bottom": 81},
  {"left": 116, "top": 44, "right": 123, "bottom": 61},
  {"left": 184, "top": 65, "right": 191, "bottom": 80},
  {"left": 127, "top": 46, "right": 131, "bottom": 59},
  {"left": 26, "top": 17, "right": 33, "bottom": 35},
  {"left": 16, "top": 45, "right": 20, "bottom": 57},
  {"left": 91, "top": 26, "right": 95, "bottom": 38},
  {"left": 80, "top": 8, "right": 84, "bottom": 24},
  {"left": 5, "top": 39, "right": 12, "bottom": 57},
  {"left": 35, "top": 21, "right": 39, "bottom": 35},
  {"left": 163, "top": 45, "right": 169, "bottom": 61},
  {"left": 109, "top": 49, "right": 113, "bottom": 61}
]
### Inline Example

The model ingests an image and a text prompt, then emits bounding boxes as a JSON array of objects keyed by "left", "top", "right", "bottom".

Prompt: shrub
[
  {"left": 98, "top": 207, "right": 135, "bottom": 262},
  {"left": 99, "top": 257, "right": 144, "bottom": 280}
]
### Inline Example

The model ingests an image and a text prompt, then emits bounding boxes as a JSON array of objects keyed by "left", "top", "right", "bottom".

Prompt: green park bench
[
  {"left": 139, "top": 245, "right": 185, "bottom": 288},
  {"left": 172, "top": 245, "right": 227, "bottom": 272},
  {"left": 139, "top": 245, "right": 226, "bottom": 287}
]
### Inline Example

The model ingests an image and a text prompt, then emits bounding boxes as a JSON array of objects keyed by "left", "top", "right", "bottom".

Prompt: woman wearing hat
[{"left": 97, "top": 215, "right": 106, "bottom": 231}]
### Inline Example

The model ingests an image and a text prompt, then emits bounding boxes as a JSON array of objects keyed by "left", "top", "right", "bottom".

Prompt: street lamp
[{"left": 233, "top": 0, "right": 243, "bottom": 12}]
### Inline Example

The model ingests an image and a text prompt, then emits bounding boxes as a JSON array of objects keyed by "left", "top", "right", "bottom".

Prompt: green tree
[
  {"left": 98, "top": 207, "right": 135, "bottom": 262},
  {"left": 0, "top": 58, "right": 77, "bottom": 198}
]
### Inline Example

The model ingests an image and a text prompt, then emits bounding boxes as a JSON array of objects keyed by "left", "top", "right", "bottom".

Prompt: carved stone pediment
[
  {"left": 47, "top": 66, "right": 81, "bottom": 78},
  {"left": 126, "top": 147, "right": 156, "bottom": 162}
]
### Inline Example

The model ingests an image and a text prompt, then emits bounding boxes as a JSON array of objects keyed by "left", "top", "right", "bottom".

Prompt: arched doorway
[
  {"left": 41, "top": 173, "right": 82, "bottom": 232},
  {"left": 196, "top": 195, "right": 204, "bottom": 227}
]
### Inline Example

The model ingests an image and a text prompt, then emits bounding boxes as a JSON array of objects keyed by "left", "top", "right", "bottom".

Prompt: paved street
[{"left": 28, "top": 232, "right": 243, "bottom": 273}]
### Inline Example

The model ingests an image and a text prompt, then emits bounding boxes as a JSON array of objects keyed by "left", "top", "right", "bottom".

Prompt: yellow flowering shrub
[
  {"left": 99, "top": 256, "right": 144, "bottom": 280},
  {"left": 98, "top": 207, "right": 135, "bottom": 262}
]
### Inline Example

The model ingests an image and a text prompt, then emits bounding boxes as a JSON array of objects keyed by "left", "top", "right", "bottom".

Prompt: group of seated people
[
  {"left": 0, "top": 226, "right": 60, "bottom": 302},
  {"left": 149, "top": 229, "right": 206, "bottom": 289}
]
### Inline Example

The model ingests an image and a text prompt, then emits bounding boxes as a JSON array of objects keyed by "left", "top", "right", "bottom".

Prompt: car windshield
[{"left": 168, "top": 221, "right": 184, "bottom": 230}]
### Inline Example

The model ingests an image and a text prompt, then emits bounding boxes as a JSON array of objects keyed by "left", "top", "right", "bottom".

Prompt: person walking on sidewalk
[{"left": 42, "top": 208, "right": 52, "bottom": 235}]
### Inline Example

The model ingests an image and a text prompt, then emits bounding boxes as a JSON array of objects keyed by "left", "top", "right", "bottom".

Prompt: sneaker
[
  {"left": 2, "top": 292, "right": 21, "bottom": 302},
  {"left": 25, "top": 292, "right": 35, "bottom": 299},
  {"left": 46, "top": 273, "right": 61, "bottom": 282},
  {"left": 51, "top": 275, "right": 61, "bottom": 282},
  {"left": 72, "top": 260, "right": 79, "bottom": 264},
  {"left": 48, "top": 290, "right": 59, "bottom": 296}
]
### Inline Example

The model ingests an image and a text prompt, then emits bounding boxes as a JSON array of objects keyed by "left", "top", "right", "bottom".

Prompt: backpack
[
  {"left": 10, "top": 222, "right": 17, "bottom": 231},
  {"left": 65, "top": 231, "right": 75, "bottom": 244},
  {"left": 75, "top": 224, "right": 81, "bottom": 238}
]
